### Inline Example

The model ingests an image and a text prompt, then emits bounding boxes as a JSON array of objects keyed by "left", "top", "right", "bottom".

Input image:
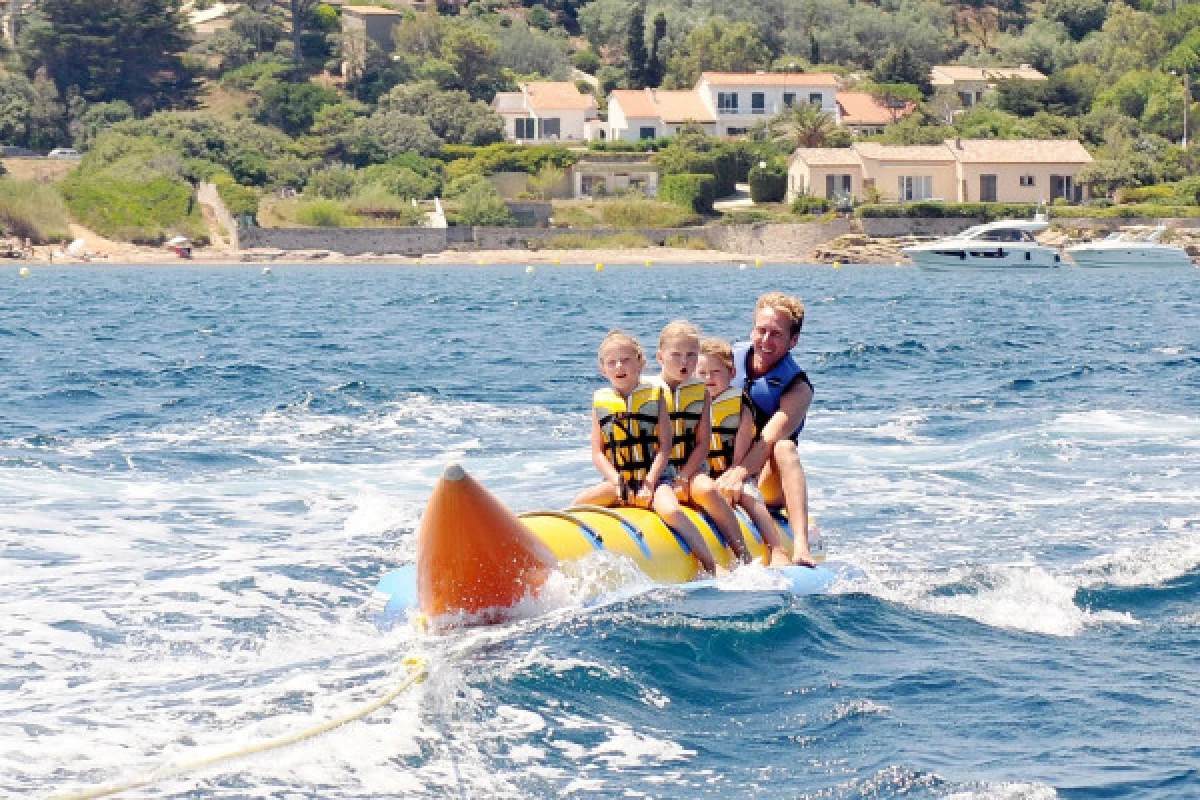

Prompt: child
[
  {"left": 574, "top": 331, "right": 723, "bottom": 576},
  {"left": 698, "top": 337, "right": 792, "bottom": 567},
  {"left": 654, "top": 321, "right": 751, "bottom": 564}
]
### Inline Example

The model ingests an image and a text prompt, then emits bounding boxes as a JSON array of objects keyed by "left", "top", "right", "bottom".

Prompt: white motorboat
[
  {"left": 1065, "top": 226, "right": 1194, "bottom": 268},
  {"left": 903, "top": 212, "right": 1062, "bottom": 270}
]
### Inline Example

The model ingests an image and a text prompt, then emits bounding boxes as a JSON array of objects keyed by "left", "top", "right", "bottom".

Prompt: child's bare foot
[{"left": 714, "top": 563, "right": 732, "bottom": 578}]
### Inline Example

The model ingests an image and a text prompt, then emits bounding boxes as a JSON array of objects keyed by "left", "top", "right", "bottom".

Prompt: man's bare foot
[{"left": 791, "top": 550, "right": 817, "bottom": 568}]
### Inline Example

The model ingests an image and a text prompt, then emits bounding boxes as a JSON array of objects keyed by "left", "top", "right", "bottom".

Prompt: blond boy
[{"left": 698, "top": 337, "right": 792, "bottom": 566}]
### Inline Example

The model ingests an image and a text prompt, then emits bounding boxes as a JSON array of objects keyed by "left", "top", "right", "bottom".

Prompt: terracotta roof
[
  {"left": 523, "top": 81, "right": 596, "bottom": 112},
  {"left": 930, "top": 64, "right": 1047, "bottom": 85},
  {"left": 609, "top": 89, "right": 716, "bottom": 123},
  {"left": 836, "top": 91, "right": 915, "bottom": 127},
  {"left": 699, "top": 71, "right": 839, "bottom": 88},
  {"left": 853, "top": 142, "right": 953, "bottom": 162},
  {"left": 790, "top": 148, "right": 861, "bottom": 166},
  {"left": 945, "top": 138, "right": 1093, "bottom": 164}
]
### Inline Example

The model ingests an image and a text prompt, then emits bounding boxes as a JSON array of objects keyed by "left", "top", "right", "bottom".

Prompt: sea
[{"left": 2, "top": 262, "right": 1198, "bottom": 799}]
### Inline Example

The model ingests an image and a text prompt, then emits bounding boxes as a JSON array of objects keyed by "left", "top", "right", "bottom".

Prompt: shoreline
[{"left": 9, "top": 246, "right": 899, "bottom": 268}]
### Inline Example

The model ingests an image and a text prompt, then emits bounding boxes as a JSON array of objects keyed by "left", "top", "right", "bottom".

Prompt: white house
[
  {"left": 696, "top": 72, "right": 840, "bottom": 135},
  {"left": 606, "top": 88, "right": 717, "bottom": 142},
  {"left": 491, "top": 81, "right": 598, "bottom": 144}
]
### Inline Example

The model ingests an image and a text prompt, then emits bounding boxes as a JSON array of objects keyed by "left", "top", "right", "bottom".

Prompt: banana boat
[{"left": 371, "top": 464, "right": 862, "bottom": 626}]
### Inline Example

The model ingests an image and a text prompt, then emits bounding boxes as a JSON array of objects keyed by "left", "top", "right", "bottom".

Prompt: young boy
[
  {"left": 574, "top": 331, "right": 723, "bottom": 576},
  {"left": 698, "top": 337, "right": 792, "bottom": 567},
  {"left": 654, "top": 322, "right": 751, "bottom": 564}
]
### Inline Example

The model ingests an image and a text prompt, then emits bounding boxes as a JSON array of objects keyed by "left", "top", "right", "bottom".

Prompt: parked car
[
  {"left": 47, "top": 148, "right": 82, "bottom": 159},
  {"left": 0, "top": 145, "right": 38, "bottom": 157}
]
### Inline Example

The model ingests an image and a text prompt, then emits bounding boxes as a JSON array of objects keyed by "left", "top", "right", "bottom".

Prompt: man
[{"left": 715, "top": 292, "right": 816, "bottom": 566}]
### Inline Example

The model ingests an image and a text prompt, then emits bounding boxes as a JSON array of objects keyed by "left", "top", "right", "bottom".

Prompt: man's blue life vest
[{"left": 733, "top": 342, "right": 813, "bottom": 441}]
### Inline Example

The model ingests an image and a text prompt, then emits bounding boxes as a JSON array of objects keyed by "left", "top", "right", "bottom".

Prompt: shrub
[
  {"left": 213, "top": 173, "right": 259, "bottom": 217},
  {"left": 345, "top": 185, "right": 426, "bottom": 225},
  {"left": 0, "top": 178, "right": 71, "bottom": 243},
  {"left": 1120, "top": 185, "right": 1175, "bottom": 204},
  {"left": 791, "top": 195, "right": 832, "bottom": 215},
  {"left": 455, "top": 183, "right": 515, "bottom": 226},
  {"left": 599, "top": 198, "right": 700, "bottom": 227},
  {"left": 1172, "top": 176, "right": 1200, "bottom": 206},
  {"left": 856, "top": 202, "right": 1038, "bottom": 221},
  {"left": 663, "top": 233, "right": 711, "bottom": 249},
  {"left": 572, "top": 47, "right": 600, "bottom": 73},
  {"left": 659, "top": 173, "right": 717, "bottom": 213},
  {"left": 306, "top": 163, "right": 359, "bottom": 199},
  {"left": 748, "top": 161, "right": 787, "bottom": 203},
  {"left": 360, "top": 162, "right": 442, "bottom": 200},
  {"left": 294, "top": 199, "right": 348, "bottom": 227}
]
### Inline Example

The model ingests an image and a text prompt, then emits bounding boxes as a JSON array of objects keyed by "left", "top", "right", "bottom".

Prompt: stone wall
[
  {"left": 239, "top": 226, "right": 448, "bottom": 255},
  {"left": 238, "top": 220, "right": 856, "bottom": 258},
  {"left": 860, "top": 218, "right": 982, "bottom": 237}
]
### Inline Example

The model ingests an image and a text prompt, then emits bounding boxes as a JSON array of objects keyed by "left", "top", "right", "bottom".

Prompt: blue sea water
[{"left": 1, "top": 262, "right": 1198, "bottom": 799}]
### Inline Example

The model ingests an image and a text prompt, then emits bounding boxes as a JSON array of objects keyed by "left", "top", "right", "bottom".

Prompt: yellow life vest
[
  {"left": 707, "top": 386, "right": 743, "bottom": 477},
  {"left": 594, "top": 381, "right": 663, "bottom": 486},
  {"left": 656, "top": 376, "right": 708, "bottom": 470}
]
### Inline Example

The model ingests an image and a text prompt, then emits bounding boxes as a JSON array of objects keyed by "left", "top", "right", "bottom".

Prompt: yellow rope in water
[{"left": 50, "top": 656, "right": 429, "bottom": 800}]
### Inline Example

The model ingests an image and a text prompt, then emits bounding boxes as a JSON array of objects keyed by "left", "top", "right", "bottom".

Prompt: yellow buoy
[
  {"left": 19, "top": 267, "right": 31, "bottom": 277},
  {"left": 645, "top": 259, "right": 652, "bottom": 267},
  {"left": 595, "top": 263, "right": 604, "bottom": 272},
  {"left": 476, "top": 258, "right": 485, "bottom": 265},
  {"left": 754, "top": 258, "right": 762, "bottom": 268},
  {"left": 553, "top": 258, "right": 561, "bottom": 265},
  {"left": 833, "top": 261, "right": 842, "bottom": 270}
]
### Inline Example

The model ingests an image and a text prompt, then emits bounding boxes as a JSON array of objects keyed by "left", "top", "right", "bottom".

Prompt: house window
[
  {"left": 1020, "top": 175, "right": 1036, "bottom": 187},
  {"left": 809, "top": 92, "right": 823, "bottom": 106},
  {"left": 898, "top": 175, "right": 933, "bottom": 201},
  {"left": 752, "top": 93, "right": 766, "bottom": 114},
  {"left": 639, "top": 126, "right": 657, "bottom": 140},
  {"left": 958, "top": 91, "right": 974, "bottom": 108},
  {"left": 980, "top": 174, "right": 997, "bottom": 202},
  {"left": 825, "top": 174, "right": 852, "bottom": 199},
  {"left": 717, "top": 92, "right": 738, "bottom": 112},
  {"left": 783, "top": 92, "right": 796, "bottom": 108},
  {"left": 1050, "top": 174, "right": 1074, "bottom": 201},
  {"left": 515, "top": 118, "right": 536, "bottom": 139},
  {"left": 538, "top": 118, "right": 560, "bottom": 139},
  {"left": 726, "top": 127, "right": 748, "bottom": 136}
]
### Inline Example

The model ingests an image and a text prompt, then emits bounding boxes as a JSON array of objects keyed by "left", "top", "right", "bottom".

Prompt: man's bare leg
[{"left": 759, "top": 441, "right": 813, "bottom": 565}]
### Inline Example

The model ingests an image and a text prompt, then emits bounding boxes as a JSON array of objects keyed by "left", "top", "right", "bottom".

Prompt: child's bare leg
[
  {"left": 740, "top": 493, "right": 791, "bottom": 567},
  {"left": 689, "top": 474, "right": 750, "bottom": 563},
  {"left": 574, "top": 481, "right": 620, "bottom": 507},
  {"left": 652, "top": 483, "right": 721, "bottom": 575}
]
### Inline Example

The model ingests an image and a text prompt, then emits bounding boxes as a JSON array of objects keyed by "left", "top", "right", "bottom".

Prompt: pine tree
[
  {"left": 21, "top": 0, "right": 193, "bottom": 111},
  {"left": 646, "top": 12, "right": 667, "bottom": 88},
  {"left": 626, "top": 5, "right": 648, "bottom": 89}
]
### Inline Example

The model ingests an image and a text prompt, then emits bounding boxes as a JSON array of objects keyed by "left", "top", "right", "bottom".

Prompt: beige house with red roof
[
  {"left": 836, "top": 91, "right": 916, "bottom": 136},
  {"left": 606, "top": 71, "right": 840, "bottom": 142},
  {"left": 930, "top": 64, "right": 1047, "bottom": 109},
  {"left": 788, "top": 139, "right": 1092, "bottom": 203},
  {"left": 492, "top": 81, "right": 599, "bottom": 143}
]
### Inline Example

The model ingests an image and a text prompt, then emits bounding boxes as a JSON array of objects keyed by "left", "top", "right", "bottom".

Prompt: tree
[
  {"left": 351, "top": 111, "right": 443, "bottom": 162},
  {"left": 861, "top": 81, "right": 922, "bottom": 123},
  {"left": 378, "top": 81, "right": 505, "bottom": 145},
  {"left": 21, "top": 0, "right": 193, "bottom": 111},
  {"left": 439, "top": 27, "right": 502, "bottom": 100},
  {"left": 626, "top": 4, "right": 648, "bottom": 89},
  {"left": 71, "top": 100, "right": 134, "bottom": 151},
  {"left": 1044, "top": 0, "right": 1106, "bottom": 41},
  {"left": 456, "top": 182, "right": 514, "bottom": 226},
  {"left": 664, "top": 20, "right": 771, "bottom": 88},
  {"left": 289, "top": 0, "right": 316, "bottom": 67},
  {"left": 768, "top": 103, "right": 836, "bottom": 149},
  {"left": 646, "top": 12, "right": 667, "bottom": 88},
  {"left": 872, "top": 45, "right": 932, "bottom": 96},
  {"left": 256, "top": 80, "right": 341, "bottom": 135}
]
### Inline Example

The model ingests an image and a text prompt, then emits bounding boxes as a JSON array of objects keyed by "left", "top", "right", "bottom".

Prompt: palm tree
[{"left": 768, "top": 103, "right": 836, "bottom": 149}]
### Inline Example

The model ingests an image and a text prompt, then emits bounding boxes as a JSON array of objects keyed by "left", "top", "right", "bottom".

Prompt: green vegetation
[
  {"left": 660, "top": 174, "right": 718, "bottom": 214},
  {"left": 0, "top": 178, "right": 72, "bottom": 243}
]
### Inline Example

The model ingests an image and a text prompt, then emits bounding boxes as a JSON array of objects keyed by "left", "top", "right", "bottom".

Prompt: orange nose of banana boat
[{"left": 416, "top": 464, "right": 557, "bottom": 620}]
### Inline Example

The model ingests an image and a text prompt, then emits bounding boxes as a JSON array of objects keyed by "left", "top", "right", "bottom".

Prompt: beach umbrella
[
  {"left": 165, "top": 236, "right": 191, "bottom": 247},
  {"left": 66, "top": 238, "right": 86, "bottom": 256}
]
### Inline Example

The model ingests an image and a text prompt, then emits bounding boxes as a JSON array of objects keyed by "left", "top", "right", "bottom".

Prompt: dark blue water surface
[{"left": 1, "top": 263, "right": 1198, "bottom": 799}]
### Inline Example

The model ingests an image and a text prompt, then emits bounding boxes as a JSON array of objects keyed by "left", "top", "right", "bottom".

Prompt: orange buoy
[{"left": 416, "top": 464, "right": 557, "bottom": 621}]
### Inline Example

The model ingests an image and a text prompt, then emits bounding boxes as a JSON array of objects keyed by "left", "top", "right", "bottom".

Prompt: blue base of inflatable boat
[{"left": 368, "top": 561, "right": 865, "bottom": 627}]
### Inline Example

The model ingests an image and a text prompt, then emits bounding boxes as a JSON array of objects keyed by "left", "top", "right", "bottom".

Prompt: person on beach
[
  {"left": 653, "top": 322, "right": 752, "bottom": 564},
  {"left": 574, "top": 330, "right": 724, "bottom": 576},
  {"left": 715, "top": 292, "right": 817, "bottom": 566},
  {"left": 697, "top": 337, "right": 792, "bottom": 567}
]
